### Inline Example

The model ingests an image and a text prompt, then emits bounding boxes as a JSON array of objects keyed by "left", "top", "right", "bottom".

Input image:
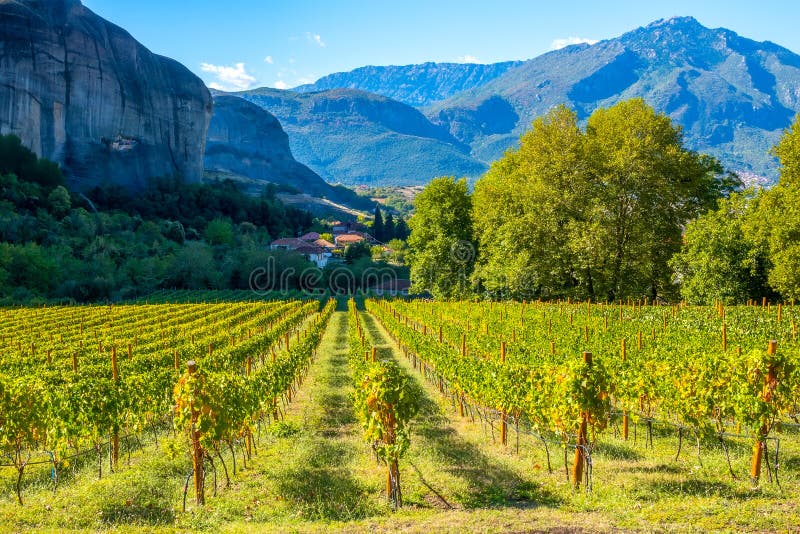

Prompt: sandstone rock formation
[{"left": 0, "top": 0, "right": 212, "bottom": 189}]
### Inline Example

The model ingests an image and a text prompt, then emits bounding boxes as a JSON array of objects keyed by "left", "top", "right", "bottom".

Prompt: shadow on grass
[
  {"left": 644, "top": 478, "right": 753, "bottom": 499},
  {"left": 617, "top": 463, "right": 685, "bottom": 475},
  {"left": 274, "top": 436, "right": 381, "bottom": 521},
  {"left": 318, "top": 349, "right": 358, "bottom": 432},
  {"left": 593, "top": 441, "right": 645, "bottom": 461},
  {"left": 100, "top": 503, "right": 175, "bottom": 526},
  {"left": 359, "top": 312, "right": 563, "bottom": 510},
  {"left": 780, "top": 455, "right": 800, "bottom": 471}
]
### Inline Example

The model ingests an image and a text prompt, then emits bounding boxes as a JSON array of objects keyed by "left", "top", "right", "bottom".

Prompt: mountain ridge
[
  {"left": 293, "top": 61, "right": 524, "bottom": 107},
  {"left": 233, "top": 87, "right": 487, "bottom": 186},
  {"left": 285, "top": 16, "right": 800, "bottom": 183}
]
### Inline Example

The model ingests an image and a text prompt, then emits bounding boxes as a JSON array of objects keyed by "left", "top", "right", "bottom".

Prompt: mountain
[
  {"left": 427, "top": 17, "right": 800, "bottom": 181},
  {"left": 0, "top": 0, "right": 211, "bottom": 190},
  {"left": 293, "top": 61, "right": 523, "bottom": 107},
  {"left": 234, "top": 87, "right": 487, "bottom": 186},
  {"left": 205, "top": 95, "right": 341, "bottom": 198}
]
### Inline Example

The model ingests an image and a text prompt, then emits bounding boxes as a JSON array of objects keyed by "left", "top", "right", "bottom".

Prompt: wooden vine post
[
  {"left": 500, "top": 341, "right": 507, "bottom": 446},
  {"left": 621, "top": 339, "right": 629, "bottom": 440},
  {"left": 187, "top": 360, "right": 205, "bottom": 505},
  {"left": 111, "top": 346, "right": 119, "bottom": 469},
  {"left": 722, "top": 323, "right": 727, "bottom": 352},
  {"left": 751, "top": 340, "right": 778, "bottom": 485},
  {"left": 572, "top": 351, "right": 592, "bottom": 489}
]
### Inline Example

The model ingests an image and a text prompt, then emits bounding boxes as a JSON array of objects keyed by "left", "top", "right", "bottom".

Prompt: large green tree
[
  {"left": 472, "top": 105, "right": 585, "bottom": 299},
  {"left": 407, "top": 177, "right": 474, "bottom": 298},
  {"left": 581, "top": 99, "right": 730, "bottom": 300},
  {"left": 749, "top": 117, "right": 800, "bottom": 300},
  {"left": 472, "top": 99, "right": 731, "bottom": 301},
  {"left": 670, "top": 191, "right": 772, "bottom": 304}
]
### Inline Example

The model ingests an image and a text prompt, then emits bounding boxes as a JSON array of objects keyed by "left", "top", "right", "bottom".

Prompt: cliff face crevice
[{"left": 0, "top": 0, "right": 212, "bottom": 189}]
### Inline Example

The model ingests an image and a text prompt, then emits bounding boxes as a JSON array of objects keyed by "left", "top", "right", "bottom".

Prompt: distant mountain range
[
  {"left": 4, "top": 4, "right": 799, "bottom": 196},
  {"left": 239, "top": 16, "right": 800, "bottom": 186},
  {"left": 293, "top": 61, "right": 523, "bottom": 107},
  {"left": 233, "top": 87, "right": 487, "bottom": 186}
]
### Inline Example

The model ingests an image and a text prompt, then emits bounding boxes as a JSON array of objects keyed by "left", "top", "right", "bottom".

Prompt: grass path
[{"left": 207, "top": 309, "right": 390, "bottom": 531}]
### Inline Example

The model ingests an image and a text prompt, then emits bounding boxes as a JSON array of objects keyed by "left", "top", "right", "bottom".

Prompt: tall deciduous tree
[
  {"left": 408, "top": 177, "right": 474, "bottom": 298},
  {"left": 473, "top": 104, "right": 586, "bottom": 299},
  {"left": 472, "top": 99, "right": 731, "bottom": 301},
  {"left": 670, "top": 191, "right": 772, "bottom": 304},
  {"left": 749, "top": 116, "right": 800, "bottom": 300},
  {"left": 581, "top": 98, "right": 730, "bottom": 300}
]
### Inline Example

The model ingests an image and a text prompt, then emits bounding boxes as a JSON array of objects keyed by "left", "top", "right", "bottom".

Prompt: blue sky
[{"left": 83, "top": 0, "right": 800, "bottom": 92}]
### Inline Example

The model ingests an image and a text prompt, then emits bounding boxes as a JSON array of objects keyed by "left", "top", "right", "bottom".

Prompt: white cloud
[
  {"left": 456, "top": 54, "right": 480, "bottom": 63},
  {"left": 264, "top": 55, "right": 274, "bottom": 64},
  {"left": 305, "top": 32, "right": 326, "bottom": 47},
  {"left": 273, "top": 80, "right": 290, "bottom": 90},
  {"left": 200, "top": 62, "right": 256, "bottom": 91},
  {"left": 550, "top": 36, "right": 598, "bottom": 50}
]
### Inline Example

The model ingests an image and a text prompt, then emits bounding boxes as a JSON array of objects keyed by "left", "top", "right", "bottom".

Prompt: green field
[{"left": 0, "top": 295, "right": 798, "bottom": 532}]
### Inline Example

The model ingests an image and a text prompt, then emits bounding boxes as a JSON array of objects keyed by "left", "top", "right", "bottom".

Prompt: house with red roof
[{"left": 270, "top": 237, "right": 332, "bottom": 268}]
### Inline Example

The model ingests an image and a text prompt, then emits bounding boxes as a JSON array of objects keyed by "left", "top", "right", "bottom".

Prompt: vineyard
[
  {"left": 368, "top": 299, "right": 800, "bottom": 488},
  {"left": 0, "top": 298, "right": 332, "bottom": 507},
  {"left": 0, "top": 295, "right": 799, "bottom": 532}
]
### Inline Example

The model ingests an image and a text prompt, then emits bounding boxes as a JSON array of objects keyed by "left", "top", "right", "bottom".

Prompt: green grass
[{"left": 0, "top": 310, "right": 798, "bottom": 532}]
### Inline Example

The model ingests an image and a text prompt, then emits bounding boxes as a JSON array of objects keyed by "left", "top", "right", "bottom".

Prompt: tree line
[{"left": 407, "top": 98, "right": 799, "bottom": 304}]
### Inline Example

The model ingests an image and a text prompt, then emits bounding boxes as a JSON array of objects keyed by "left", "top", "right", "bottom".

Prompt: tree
[
  {"left": 204, "top": 218, "right": 234, "bottom": 247},
  {"left": 393, "top": 218, "right": 409, "bottom": 240},
  {"left": 749, "top": 116, "right": 800, "bottom": 300},
  {"left": 472, "top": 100, "right": 730, "bottom": 301},
  {"left": 473, "top": 105, "right": 586, "bottom": 300},
  {"left": 373, "top": 204, "right": 384, "bottom": 242},
  {"left": 581, "top": 98, "right": 730, "bottom": 301},
  {"left": 47, "top": 186, "right": 71, "bottom": 217},
  {"left": 670, "top": 191, "right": 772, "bottom": 304},
  {"left": 386, "top": 239, "right": 408, "bottom": 265},
  {"left": 0, "top": 134, "right": 64, "bottom": 189},
  {"left": 407, "top": 177, "right": 474, "bottom": 298},
  {"left": 344, "top": 241, "right": 372, "bottom": 263},
  {"left": 384, "top": 213, "right": 395, "bottom": 241}
]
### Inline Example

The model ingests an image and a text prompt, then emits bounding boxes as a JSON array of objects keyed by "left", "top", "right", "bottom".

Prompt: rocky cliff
[
  {"left": 0, "top": 0, "right": 212, "bottom": 189},
  {"left": 205, "top": 95, "right": 340, "bottom": 198}
]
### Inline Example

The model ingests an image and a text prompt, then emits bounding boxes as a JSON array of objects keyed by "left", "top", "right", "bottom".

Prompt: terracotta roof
[
  {"left": 314, "top": 239, "right": 337, "bottom": 249},
  {"left": 299, "top": 232, "right": 320, "bottom": 241},
  {"left": 335, "top": 234, "right": 365, "bottom": 244},
  {"left": 270, "top": 238, "right": 307, "bottom": 249}
]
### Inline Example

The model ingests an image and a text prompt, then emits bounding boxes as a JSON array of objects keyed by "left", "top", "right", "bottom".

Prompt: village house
[{"left": 269, "top": 237, "right": 332, "bottom": 268}]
